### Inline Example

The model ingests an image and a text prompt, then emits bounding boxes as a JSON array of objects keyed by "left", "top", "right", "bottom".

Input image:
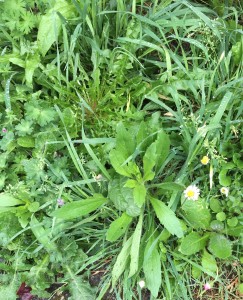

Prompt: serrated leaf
[
  {"left": 129, "top": 213, "right": 143, "bottom": 277},
  {"left": 0, "top": 193, "right": 24, "bottom": 207},
  {"left": 150, "top": 197, "right": 183, "bottom": 238},
  {"left": 208, "top": 234, "right": 232, "bottom": 259},
  {"left": 112, "top": 236, "right": 133, "bottom": 287},
  {"left": 51, "top": 194, "right": 106, "bottom": 220},
  {"left": 106, "top": 212, "right": 132, "bottom": 242},
  {"left": 182, "top": 200, "right": 211, "bottom": 229},
  {"left": 202, "top": 250, "right": 217, "bottom": 273},
  {"left": 36, "top": 107, "right": 56, "bottom": 126},
  {"left": 22, "top": 158, "right": 45, "bottom": 182},
  {"left": 25, "top": 53, "right": 40, "bottom": 84},
  {"left": 68, "top": 274, "right": 96, "bottom": 300},
  {"left": 30, "top": 216, "right": 57, "bottom": 252},
  {"left": 15, "top": 119, "right": 34, "bottom": 136},
  {"left": 143, "top": 245, "right": 161, "bottom": 297},
  {"left": 180, "top": 232, "right": 209, "bottom": 255},
  {"left": 133, "top": 183, "right": 147, "bottom": 207},
  {"left": 25, "top": 100, "right": 56, "bottom": 126}
]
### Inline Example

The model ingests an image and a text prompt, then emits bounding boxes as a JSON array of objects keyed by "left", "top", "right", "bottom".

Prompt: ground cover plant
[{"left": 0, "top": 0, "right": 242, "bottom": 299}]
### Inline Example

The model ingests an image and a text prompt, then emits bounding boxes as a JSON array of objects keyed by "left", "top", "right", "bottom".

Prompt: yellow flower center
[
  {"left": 201, "top": 156, "right": 209, "bottom": 165},
  {"left": 187, "top": 190, "right": 195, "bottom": 197}
]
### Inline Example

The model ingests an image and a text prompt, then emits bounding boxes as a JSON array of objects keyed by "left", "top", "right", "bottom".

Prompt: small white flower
[
  {"left": 95, "top": 174, "right": 103, "bottom": 181},
  {"left": 220, "top": 187, "right": 229, "bottom": 197},
  {"left": 138, "top": 280, "right": 145, "bottom": 289},
  {"left": 184, "top": 185, "right": 200, "bottom": 201}
]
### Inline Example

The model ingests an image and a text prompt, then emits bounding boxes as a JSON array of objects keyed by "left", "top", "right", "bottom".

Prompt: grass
[{"left": 0, "top": 0, "right": 242, "bottom": 299}]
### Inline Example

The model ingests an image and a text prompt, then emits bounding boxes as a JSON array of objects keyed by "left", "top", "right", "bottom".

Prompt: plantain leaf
[
  {"left": 201, "top": 250, "right": 217, "bottom": 273},
  {"left": 37, "top": 0, "right": 75, "bottom": 56},
  {"left": 106, "top": 212, "right": 133, "bottom": 242},
  {"left": 133, "top": 183, "right": 147, "bottom": 207},
  {"left": 0, "top": 193, "right": 24, "bottom": 207},
  {"left": 143, "top": 142, "right": 156, "bottom": 181},
  {"left": 116, "top": 122, "right": 136, "bottom": 158},
  {"left": 150, "top": 182, "right": 185, "bottom": 191},
  {"left": 143, "top": 243, "right": 161, "bottom": 297},
  {"left": 51, "top": 194, "right": 106, "bottom": 220},
  {"left": 154, "top": 130, "right": 170, "bottom": 173},
  {"left": 112, "top": 236, "right": 133, "bottom": 287},
  {"left": 129, "top": 213, "right": 143, "bottom": 277},
  {"left": 150, "top": 197, "right": 183, "bottom": 238},
  {"left": 109, "top": 149, "right": 132, "bottom": 177},
  {"left": 30, "top": 216, "right": 57, "bottom": 252}
]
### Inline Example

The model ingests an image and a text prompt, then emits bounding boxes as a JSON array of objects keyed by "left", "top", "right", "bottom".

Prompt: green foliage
[
  {"left": 108, "top": 176, "right": 141, "bottom": 216},
  {"left": 106, "top": 212, "right": 133, "bottom": 242},
  {"left": 181, "top": 200, "right": 211, "bottom": 229},
  {"left": 51, "top": 194, "right": 107, "bottom": 220},
  {"left": 150, "top": 197, "right": 183, "bottom": 238},
  {"left": 0, "top": 0, "right": 242, "bottom": 298},
  {"left": 180, "top": 232, "right": 209, "bottom": 255},
  {"left": 201, "top": 250, "right": 217, "bottom": 273},
  {"left": 208, "top": 234, "right": 232, "bottom": 259},
  {"left": 37, "top": 0, "right": 76, "bottom": 56}
]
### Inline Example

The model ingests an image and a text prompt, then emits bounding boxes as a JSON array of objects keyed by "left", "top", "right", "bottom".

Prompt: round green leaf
[
  {"left": 209, "top": 198, "right": 222, "bottom": 213},
  {"left": 219, "top": 169, "right": 231, "bottom": 186},
  {"left": 180, "top": 232, "right": 209, "bottom": 255},
  {"left": 182, "top": 200, "right": 211, "bottom": 229},
  {"left": 210, "top": 220, "right": 224, "bottom": 231},
  {"left": 216, "top": 212, "right": 226, "bottom": 222},
  {"left": 227, "top": 217, "right": 238, "bottom": 227},
  {"left": 208, "top": 234, "right": 232, "bottom": 259}
]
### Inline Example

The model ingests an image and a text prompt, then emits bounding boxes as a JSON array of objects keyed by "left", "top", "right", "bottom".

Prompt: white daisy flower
[
  {"left": 220, "top": 187, "right": 229, "bottom": 197},
  {"left": 184, "top": 185, "right": 200, "bottom": 201}
]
